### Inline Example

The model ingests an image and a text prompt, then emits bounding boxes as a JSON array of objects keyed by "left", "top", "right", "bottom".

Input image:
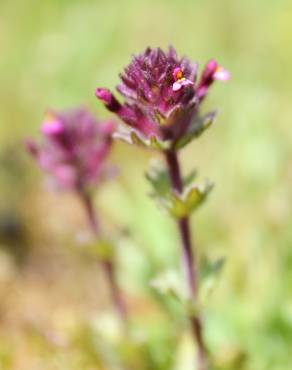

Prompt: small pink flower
[
  {"left": 197, "top": 59, "right": 230, "bottom": 100},
  {"left": 172, "top": 67, "right": 194, "bottom": 92},
  {"left": 213, "top": 66, "right": 230, "bottom": 81}
]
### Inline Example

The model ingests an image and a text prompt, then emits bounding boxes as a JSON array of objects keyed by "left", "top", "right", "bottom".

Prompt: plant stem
[
  {"left": 78, "top": 189, "right": 128, "bottom": 326},
  {"left": 165, "top": 150, "right": 208, "bottom": 370}
]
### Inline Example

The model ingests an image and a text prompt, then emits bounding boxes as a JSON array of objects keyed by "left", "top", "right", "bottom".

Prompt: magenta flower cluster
[
  {"left": 96, "top": 47, "right": 229, "bottom": 147},
  {"left": 26, "top": 108, "right": 114, "bottom": 191}
]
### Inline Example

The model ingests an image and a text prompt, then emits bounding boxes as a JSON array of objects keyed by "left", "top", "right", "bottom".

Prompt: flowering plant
[
  {"left": 96, "top": 46, "right": 229, "bottom": 370},
  {"left": 26, "top": 107, "right": 128, "bottom": 325}
]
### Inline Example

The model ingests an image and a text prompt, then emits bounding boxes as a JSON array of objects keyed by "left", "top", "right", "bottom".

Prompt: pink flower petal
[
  {"left": 181, "top": 79, "right": 194, "bottom": 86},
  {"left": 214, "top": 67, "right": 230, "bottom": 81},
  {"left": 172, "top": 81, "right": 182, "bottom": 91},
  {"left": 41, "top": 119, "right": 64, "bottom": 135}
]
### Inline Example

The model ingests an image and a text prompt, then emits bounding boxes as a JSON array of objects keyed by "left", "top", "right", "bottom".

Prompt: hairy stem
[
  {"left": 78, "top": 189, "right": 128, "bottom": 325},
  {"left": 165, "top": 150, "right": 208, "bottom": 370}
]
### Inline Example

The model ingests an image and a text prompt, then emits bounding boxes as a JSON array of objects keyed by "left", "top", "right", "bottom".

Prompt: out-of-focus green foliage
[{"left": 1, "top": 0, "right": 292, "bottom": 369}]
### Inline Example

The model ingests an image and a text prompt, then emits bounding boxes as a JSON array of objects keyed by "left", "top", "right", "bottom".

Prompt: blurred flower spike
[
  {"left": 26, "top": 107, "right": 115, "bottom": 191},
  {"left": 96, "top": 46, "right": 229, "bottom": 150}
]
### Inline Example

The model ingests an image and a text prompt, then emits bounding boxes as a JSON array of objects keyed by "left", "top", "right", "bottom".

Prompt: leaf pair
[
  {"left": 163, "top": 182, "right": 213, "bottom": 218},
  {"left": 146, "top": 160, "right": 213, "bottom": 218},
  {"left": 150, "top": 255, "right": 225, "bottom": 315},
  {"left": 113, "top": 111, "right": 216, "bottom": 151}
]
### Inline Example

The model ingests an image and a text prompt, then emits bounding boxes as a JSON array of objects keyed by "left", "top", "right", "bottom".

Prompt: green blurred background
[{"left": 1, "top": 0, "right": 292, "bottom": 369}]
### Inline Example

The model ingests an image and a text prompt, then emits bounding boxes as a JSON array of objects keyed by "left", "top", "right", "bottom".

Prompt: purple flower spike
[
  {"left": 26, "top": 107, "right": 115, "bottom": 191},
  {"left": 96, "top": 47, "right": 229, "bottom": 150}
]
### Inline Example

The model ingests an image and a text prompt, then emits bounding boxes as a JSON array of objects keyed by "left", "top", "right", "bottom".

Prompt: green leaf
[
  {"left": 130, "top": 131, "right": 146, "bottom": 146},
  {"left": 200, "top": 256, "right": 225, "bottom": 280},
  {"left": 200, "top": 255, "right": 225, "bottom": 282},
  {"left": 146, "top": 160, "right": 198, "bottom": 200},
  {"left": 164, "top": 180, "right": 214, "bottom": 218},
  {"left": 145, "top": 160, "right": 170, "bottom": 197},
  {"left": 183, "top": 169, "right": 197, "bottom": 187},
  {"left": 86, "top": 239, "right": 114, "bottom": 261},
  {"left": 199, "top": 255, "right": 226, "bottom": 301},
  {"left": 113, "top": 126, "right": 171, "bottom": 150},
  {"left": 150, "top": 269, "right": 186, "bottom": 303},
  {"left": 175, "top": 111, "right": 217, "bottom": 150}
]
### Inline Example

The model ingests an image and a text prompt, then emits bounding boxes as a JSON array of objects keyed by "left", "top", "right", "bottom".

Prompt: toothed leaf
[
  {"left": 164, "top": 181, "right": 214, "bottom": 218},
  {"left": 150, "top": 269, "right": 186, "bottom": 302},
  {"left": 145, "top": 161, "right": 170, "bottom": 197},
  {"left": 113, "top": 126, "right": 171, "bottom": 150},
  {"left": 199, "top": 255, "right": 226, "bottom": 301}
]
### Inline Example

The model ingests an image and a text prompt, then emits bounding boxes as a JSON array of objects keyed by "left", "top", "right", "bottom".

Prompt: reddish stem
[
  {"left": 78, "top": 189, "right": 128, "bottom": 326},
  {"left": 165, "top": 150, "right": 208, "bottom": 370}
]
